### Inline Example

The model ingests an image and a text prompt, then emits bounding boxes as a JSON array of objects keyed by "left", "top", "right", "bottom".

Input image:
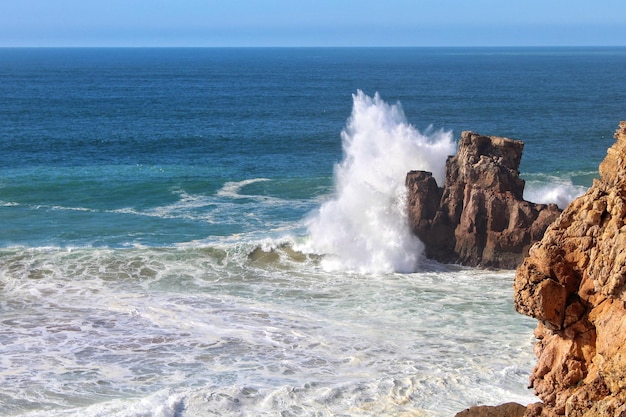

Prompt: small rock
[{"left": 454, "top": 402, "right": 526, "bottom": 417}]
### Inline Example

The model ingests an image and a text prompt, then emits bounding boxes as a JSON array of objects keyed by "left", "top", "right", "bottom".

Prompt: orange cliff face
[{"left": 514, "top": 122, "right": 626, "bottom": 417}]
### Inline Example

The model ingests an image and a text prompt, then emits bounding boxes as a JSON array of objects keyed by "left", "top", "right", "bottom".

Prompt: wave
[
  {"left": 0, "top": 180, "right": 297, "bottom": 223},
  {"left": 0, "top": 238, "right": 318, "bottom": 283},
  {"left": 0, "top": 200, "right": 94, "bottom": 212},
  {"left": 300, "top": 91, "right": 456, "bottom": 274},
  {"left": 216, "top": 178, "right": 272, "bottom": 198},
  {"left": 523, "top": 173, "right": 590, "bottom": 209},
  {"left": 0, "top": 242, "right": 537, "bottom": 417}
]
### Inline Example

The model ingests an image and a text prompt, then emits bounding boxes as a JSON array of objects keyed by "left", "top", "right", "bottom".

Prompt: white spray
[
  {"left": 303, "top": 91, "right": 456, "bottom": 273},
  {"left": 523, "top": 180, "right": 587, "bottom": 210}
]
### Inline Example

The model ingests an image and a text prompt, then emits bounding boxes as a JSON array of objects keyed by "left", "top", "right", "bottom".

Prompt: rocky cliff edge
[{"left": 514, "top": 121, "right": 626, "bottom": 416}]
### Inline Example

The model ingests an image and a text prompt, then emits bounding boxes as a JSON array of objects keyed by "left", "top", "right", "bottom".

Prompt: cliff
[
  {"left": 514, "top": 122, "right": 626, "bottom": 416},
  {"left": 406, "top": 131, "right": 561, "bottom": 269}
]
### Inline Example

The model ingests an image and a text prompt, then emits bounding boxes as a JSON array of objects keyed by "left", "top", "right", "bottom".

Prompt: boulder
[
  {"left": 514, "top": 122, "right": 626, "bottom": 416},
  {"left": 455, "top": 402, "right": 527, "bottom": 417},
  {"left": 406, "top": 131, "right": 561, "bottom": 269}
]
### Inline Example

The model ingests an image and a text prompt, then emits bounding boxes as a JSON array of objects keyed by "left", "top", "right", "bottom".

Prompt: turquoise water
[{"left": 1, "top": 47, "right": 625, "bottom": 416}]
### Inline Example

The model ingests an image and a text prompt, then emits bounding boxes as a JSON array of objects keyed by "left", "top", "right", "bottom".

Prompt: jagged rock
[
  {"left": 514, "top": 122, "right": 626, "bottom": 417},
  {"left": 406, "top": 131, "right": 561, "bottom": 269},
  {"left": 455, "top": 402, "right": 527, "bottom": 417}
]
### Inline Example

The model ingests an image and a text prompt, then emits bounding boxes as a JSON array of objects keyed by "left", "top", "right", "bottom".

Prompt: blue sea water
[{"left": 0, "top": 47, "right": 625, "bottom": 416}]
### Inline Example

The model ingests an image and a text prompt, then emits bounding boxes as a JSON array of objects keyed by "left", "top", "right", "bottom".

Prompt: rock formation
[
  {"left": 406, "top": 131, "right": 561, "bottom": 269},
  {"left": 514, "top": 122, "right": 626, "bottom": 416},
  {"left": 455, "top": 402, "right": 527, "bottom": 417}
]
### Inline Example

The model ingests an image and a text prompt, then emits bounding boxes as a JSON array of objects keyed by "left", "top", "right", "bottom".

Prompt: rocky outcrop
[
  {"left": 455, "top": 403, "right": 527, "bottom": 417},
  {"left": 406, "top": 131, "right": 561, "bottom": 269},
  {"left": 514, "top": 122, "right": 626, "bottom": 416}
]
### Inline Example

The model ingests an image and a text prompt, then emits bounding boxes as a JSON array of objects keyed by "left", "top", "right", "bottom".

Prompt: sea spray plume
[{"left": 303, "top": 91, "right": 456, "bottom": 273}]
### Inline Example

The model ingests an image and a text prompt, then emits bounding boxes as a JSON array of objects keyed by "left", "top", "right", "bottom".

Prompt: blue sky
[{"left": 1, "top": 0, "right": 625, "bottom": 47}]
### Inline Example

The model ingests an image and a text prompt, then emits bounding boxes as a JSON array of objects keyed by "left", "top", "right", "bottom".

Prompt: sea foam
[
  {"left": 302, "top": 91, "right": 455, "bottom": 273},
  {"left": 0, "top": 245, "right": 538, "bottom": 417}
]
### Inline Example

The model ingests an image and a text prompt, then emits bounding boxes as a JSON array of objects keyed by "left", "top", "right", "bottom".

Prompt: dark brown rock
[
  {"left": 406, "top": 131, "right": 561, "bottom": 269},
  {"left": 455, "top": 402, "right": 527, "bottom": 417}
]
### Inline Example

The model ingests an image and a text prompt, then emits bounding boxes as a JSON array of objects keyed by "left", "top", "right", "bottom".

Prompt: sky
[{"left": 0, "top": 0, "right": 625, "bottom": 47}]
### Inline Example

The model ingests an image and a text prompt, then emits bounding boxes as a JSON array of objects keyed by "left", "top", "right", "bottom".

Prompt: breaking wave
[{"left": 301, "top": 91, "right": 456, "bottom": 273}]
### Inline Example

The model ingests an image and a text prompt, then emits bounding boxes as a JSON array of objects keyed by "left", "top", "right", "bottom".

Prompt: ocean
[{"left": 1, "top": 47, "right": 625, "bottom": 416}]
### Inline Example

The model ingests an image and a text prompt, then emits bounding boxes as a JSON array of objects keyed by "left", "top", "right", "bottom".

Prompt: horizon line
[{"left": 1, "top": 44, "right": 625, "bottom": 49}]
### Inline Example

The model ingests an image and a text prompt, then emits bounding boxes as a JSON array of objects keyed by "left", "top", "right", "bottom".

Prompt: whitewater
[
  {"left": 3, "top": 47, "right": 625, "bottom": 417},
  {"left": 2, "top": 238, "right": 543, "bottom": 415}
]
